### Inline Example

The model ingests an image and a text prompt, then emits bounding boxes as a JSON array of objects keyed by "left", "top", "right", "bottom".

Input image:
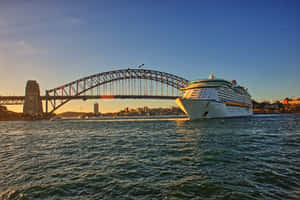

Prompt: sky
[{"left": 0, "top": 0, "right": 299, "bottom": 113}]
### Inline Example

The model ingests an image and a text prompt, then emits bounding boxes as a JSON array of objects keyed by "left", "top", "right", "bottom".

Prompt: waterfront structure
[{"left": 176, "top": 74, "right": 252, "bottom": 119}]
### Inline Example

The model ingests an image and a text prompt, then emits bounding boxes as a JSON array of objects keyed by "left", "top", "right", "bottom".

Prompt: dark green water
[{"left": 0, "top": 114, "right": 299, "bottom": 200}]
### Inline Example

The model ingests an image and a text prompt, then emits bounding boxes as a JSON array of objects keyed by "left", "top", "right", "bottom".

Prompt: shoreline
[{"left": 1, "top": 113, "right": 300, "bottom": 122}]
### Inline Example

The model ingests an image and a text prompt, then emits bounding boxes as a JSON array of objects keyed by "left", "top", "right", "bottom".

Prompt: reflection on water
[{"left": 0, "top": 114, "right": 300, "bottom": 199}]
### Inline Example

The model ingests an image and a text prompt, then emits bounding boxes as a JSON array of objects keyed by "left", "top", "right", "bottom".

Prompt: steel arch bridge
[{"left": 45, "top": 69, "right": 189, "bottom": 113}]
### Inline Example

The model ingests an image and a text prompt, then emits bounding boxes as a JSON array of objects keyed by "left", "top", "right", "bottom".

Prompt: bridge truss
[{"left": 45, "top": 69, "right": 189, "bottom": 113}]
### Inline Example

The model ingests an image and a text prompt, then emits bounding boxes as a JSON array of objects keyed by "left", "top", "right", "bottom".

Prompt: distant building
[
  {"left": 94, "top": 103, "right": 99, "bottom": 114},
  {"left": 282, "top": 97, "right": 300, "bottom": 105},
  {"left": 137, "top": 107, "right": 143, "bottom": 114},
  {"left": 143, "top": 106, "right": 149, "bottom": 113}
]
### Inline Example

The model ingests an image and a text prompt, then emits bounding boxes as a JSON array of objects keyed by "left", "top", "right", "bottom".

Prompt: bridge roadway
[{"left": 0, "top": 95, "right": 179, "bottom": 105}]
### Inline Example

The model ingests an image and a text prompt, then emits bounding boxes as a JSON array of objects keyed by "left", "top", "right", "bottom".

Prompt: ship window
[{"left": 197, "top": 88, "right": 217, "bottom": 99}]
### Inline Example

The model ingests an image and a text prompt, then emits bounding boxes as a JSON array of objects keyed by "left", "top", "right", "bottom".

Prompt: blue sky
[{"left": 0, "top": 0, "right": 299, "bottom": 112}]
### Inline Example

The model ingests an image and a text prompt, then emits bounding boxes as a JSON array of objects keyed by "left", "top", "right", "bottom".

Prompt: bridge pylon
[{"left": 23, "top": 80, "right": 43, "bottom": 115}]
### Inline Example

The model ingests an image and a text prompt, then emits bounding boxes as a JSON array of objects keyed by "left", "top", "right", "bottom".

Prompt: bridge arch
[{"left": 45, "top": 68, "right": 189, "bottom": 113}]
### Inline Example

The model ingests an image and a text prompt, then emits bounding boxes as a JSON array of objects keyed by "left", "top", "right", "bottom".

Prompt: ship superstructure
[{"left": 176, "top": 74, "right": 252, "bottom": 119}]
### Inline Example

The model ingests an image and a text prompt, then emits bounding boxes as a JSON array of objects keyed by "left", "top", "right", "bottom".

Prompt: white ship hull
[{"left": 176, "top": 98, "right": 252, "bottom": 120}]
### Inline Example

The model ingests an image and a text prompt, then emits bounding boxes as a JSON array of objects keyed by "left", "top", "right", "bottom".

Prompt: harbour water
[{"left": 0, "top": 114, "right": 299, "bottom": 199}]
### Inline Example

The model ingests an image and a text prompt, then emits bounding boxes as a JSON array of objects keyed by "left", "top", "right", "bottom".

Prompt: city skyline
[{"left": 0, "top": 0, "right": 299, "bottom": 113}]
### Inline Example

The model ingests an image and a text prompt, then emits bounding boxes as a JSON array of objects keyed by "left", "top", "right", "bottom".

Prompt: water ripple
[{"left": 0, "top": 114, "right": 300, "bottom": 199}]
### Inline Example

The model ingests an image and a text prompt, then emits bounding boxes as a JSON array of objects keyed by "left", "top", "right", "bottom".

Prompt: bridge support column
[{"left": 23, "top": 80, "right": 43, "bottom": 115}]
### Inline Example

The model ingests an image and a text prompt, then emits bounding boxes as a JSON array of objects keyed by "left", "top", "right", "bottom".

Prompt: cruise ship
[{"left": 176, "top": 74, "right": 252, "bottom": 119}]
